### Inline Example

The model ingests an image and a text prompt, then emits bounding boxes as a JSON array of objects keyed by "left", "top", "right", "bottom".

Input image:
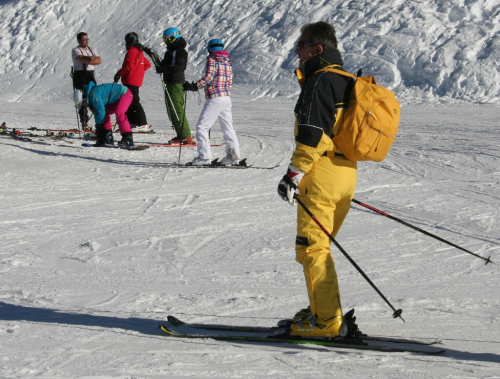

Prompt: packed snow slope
[
  {"left": 1, "top": 98, "right": 500, "bottom": 378},
  {"left": 1, "top": 0, "right": 500, "bottom": 103}
]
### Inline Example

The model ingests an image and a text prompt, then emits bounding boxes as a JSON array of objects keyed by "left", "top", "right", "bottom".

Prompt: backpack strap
[{"left": 317, "top": 66, "right": 357, "bottom": 79}]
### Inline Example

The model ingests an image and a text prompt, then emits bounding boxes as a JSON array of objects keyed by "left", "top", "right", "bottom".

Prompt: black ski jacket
[
  {"left": 160, "top": 37, "right": 188, "bottom": 84},
  {"left": 294, "top": 49, "right": 354, "bottom": 148}
]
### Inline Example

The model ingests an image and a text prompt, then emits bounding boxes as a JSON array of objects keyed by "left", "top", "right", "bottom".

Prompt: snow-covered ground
[
  {"left": 1, "top": 95, "right": 499, "bottom": 378},
  {"left": 1, "top": 0, "right": 500, "bottom": 377}
]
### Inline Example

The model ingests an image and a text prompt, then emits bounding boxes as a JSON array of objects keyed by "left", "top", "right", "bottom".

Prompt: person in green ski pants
[{"left": 157, "top": 27, "right": 192, "bottom": 144}]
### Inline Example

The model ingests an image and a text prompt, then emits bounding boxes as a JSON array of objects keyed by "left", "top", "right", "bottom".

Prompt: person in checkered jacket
[{"left": 184, "top": 39, "right": 241, "bottom": 166}]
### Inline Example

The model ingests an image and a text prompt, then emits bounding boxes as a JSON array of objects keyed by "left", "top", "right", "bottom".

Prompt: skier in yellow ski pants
[
  {"left": 277, "top": 21, "right": 357, "bottom": 337},
  {"left": 296, "top": 154, "right": 357, "bottom": 320}
]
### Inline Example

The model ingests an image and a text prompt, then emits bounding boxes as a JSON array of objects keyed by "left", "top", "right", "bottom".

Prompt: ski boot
[
  {"left": 276, "top": 308, "right": 361, "bottom": 339},
  {"left": 105, "top": 129, "right": 114, "bottom": 145},
  {"left": 131, "top": 124, "right": 149, "bottom": 133},
  {"left": 288, "top": 312, "right": 345, "bottom": 338},
  {"left": 220, "top": 156, "right": 240, "bottom": 166},
  {"left": 220, "top": 149, "right": 240, "bottom": 166},
  {"left": 169, "top": 136, "right": 193, "bottom": 144},
  {"left": 190, "top": 156, "right": 211, "bottom": 166},
  {"left": 276, "top": 305, "right": 310, "bottom": 328},
  {"left": 94, "top": 124, "right": 107, "bottom": 146},
  {"left": 118, "top": 132, "right": 134, "bottom": 148}
]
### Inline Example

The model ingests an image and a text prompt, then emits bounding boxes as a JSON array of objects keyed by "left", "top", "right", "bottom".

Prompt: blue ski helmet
[
  {"left": 163, "top": 27, "right": 180, "bottom": 43},
  {"left": 207, "top": 39, "right": 224, "bottom": 53}
]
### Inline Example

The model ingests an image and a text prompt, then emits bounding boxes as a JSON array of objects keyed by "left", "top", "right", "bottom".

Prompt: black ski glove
[
  {"left": 113, "top": 72, "right": 120, "bottom": 84},
  {"left": 183, "top": 81, "right": 198, "bottom": 92},
  {"left": 143, "top": 46, "right": 152, "bottom": 56}
]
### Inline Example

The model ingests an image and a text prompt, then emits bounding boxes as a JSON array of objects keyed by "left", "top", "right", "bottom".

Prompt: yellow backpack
[{"left": 318, "top": 67, "right": 400, "bottom": 162}]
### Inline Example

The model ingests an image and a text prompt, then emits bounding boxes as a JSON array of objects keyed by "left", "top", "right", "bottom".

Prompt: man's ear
[{"left": 316, "top": 45, "right": 324, "bottom": 54}]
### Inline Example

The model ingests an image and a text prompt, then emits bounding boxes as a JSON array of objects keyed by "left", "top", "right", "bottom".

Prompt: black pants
[
  {"left": 72, "top": 70, "right": 96, "bottom": 125},
  {"left": 125, "top": 85, "right": 148, "bottom": 126}
]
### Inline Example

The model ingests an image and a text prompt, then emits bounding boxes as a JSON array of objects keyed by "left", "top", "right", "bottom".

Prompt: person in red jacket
[{"left": 114, "top": 32, "right": 151, "bottom": 133}]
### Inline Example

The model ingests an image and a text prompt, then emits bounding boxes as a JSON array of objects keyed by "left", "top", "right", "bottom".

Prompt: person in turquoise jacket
[{"left": 83, "top": 81, "right": 134, "bottom": 147}]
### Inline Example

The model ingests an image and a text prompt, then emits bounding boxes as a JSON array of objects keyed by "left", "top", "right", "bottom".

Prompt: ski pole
[
  {"left": 162, "top": 80, "right": 180, "bottom": 122},
  {"left": 352, "top": 199, "right": 496, "bottom": 266},
  {"left": 294, "top": 194, "right": 405, "bottom": 322},
  {"left": 177, "top": 91, "right": 188, "bottom": 166},
  {"left": 148, "top": 50, "right": 180, "bottom": 130},
  {"left": 75, "top": 107, "right": 81, "bottom": 135}
]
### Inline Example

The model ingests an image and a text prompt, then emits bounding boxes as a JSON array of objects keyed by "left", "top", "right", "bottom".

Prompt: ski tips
[{"left": 393, "top": 309, "right": 405, "bottom": 323}]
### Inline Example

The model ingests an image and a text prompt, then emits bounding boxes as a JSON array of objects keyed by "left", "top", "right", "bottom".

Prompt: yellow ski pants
[{"left": 296, "top": 156, "right": 357, "bottom": 319}]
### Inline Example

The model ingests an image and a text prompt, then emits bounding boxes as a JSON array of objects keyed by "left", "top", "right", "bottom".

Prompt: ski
[
  {"left": 4, "top": 133, "right": 33, "bottom": 141},
  {"left": 1, "top": 129, "right": 77, "bottom": 144},
  {"left": 166, "top": 315, "right": 441, "bottom": 346},
  {"left": 144, "top": 158, "right": 279, "bottom": 170},
  {"left": 183, "top": 158, "right": 247, "bottom": 167},
  {"left": 158, "top": 323, "right": 445, "bottom": 354},
  {"left": 81, "top": 142, "right": 149, "bottom": 150},
  {"left": 1, "top": 129, "right": 33, "bottom": 141},
  {"left": 27, "top": 127, "right": 90, "bottom": 133},
  {"left": 131, "top": 129, "right": 155, "bottom": 134},
  {"left": 148, "top": 142, "right": 225, "bottom": 147},
  {"left": 145, "top": 159, "right": 280, "bottom": 170},
  {"left": 167, "top": 315, "right": 277, "bottom": 333},
  {"left": 45, "top": 129, "right": 82, "bottom": 136}
]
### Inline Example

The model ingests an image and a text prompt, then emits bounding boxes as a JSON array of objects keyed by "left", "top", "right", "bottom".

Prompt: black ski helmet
[{"left": 125, "top": 32, "right": 139, "bottom": 46}]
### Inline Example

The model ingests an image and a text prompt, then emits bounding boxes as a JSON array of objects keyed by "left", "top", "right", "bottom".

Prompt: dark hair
[
  {"left": 301, "top": 21, "right": 338, "bottom": 50},
  {"left": 77, "top": 32, "right": 88, "bottom": 41}
]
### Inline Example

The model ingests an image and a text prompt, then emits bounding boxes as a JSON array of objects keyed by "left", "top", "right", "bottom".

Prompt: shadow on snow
[
  {"left": 1, "top": 301, "right": 500, "bottom": 362},
  {"left": 2, "top": 141, "right": 156, "bottom": 167}
]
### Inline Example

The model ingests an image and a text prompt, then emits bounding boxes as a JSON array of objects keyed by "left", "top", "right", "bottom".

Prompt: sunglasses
[
  {"left": 296, "top": 40, "right": 315, "bottom": 49},
  {"left": 80, "top": 38, "right": 90, "bottom": 42},
  {"left": 163, "top": 36, "right": 177, "bottom": 43}
]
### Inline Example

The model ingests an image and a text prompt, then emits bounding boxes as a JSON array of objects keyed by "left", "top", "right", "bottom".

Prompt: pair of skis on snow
[
  {"left": 81, "top": 143, "right": 278, "bottom": 169},
  {"left": 81, "top": 141, "right": 225, "bottom": 151},
  {"left": 80, "top": 141, "right": 222, "bottom": 151},
  {"left": 81, "top": 142, "right": 150, "bottom": 151},
  {"left": 146, "top": 158, "right": 280, "bottom": 170},
  {"left": 159, "top": 313, "right": 445, "bottom": 354}
]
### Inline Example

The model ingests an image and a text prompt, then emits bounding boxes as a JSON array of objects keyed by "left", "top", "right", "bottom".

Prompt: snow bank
[{"left": 1, "top": 0, "right": 499, "bottom": 103}]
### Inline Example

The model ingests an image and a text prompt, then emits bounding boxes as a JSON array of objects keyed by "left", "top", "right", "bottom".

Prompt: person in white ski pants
[
  {"left": 184, "top": 38, "right": 241, "bottom": 166},
  {"left": 196, "top": 96, "right": 240, "bottom": 161}
]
